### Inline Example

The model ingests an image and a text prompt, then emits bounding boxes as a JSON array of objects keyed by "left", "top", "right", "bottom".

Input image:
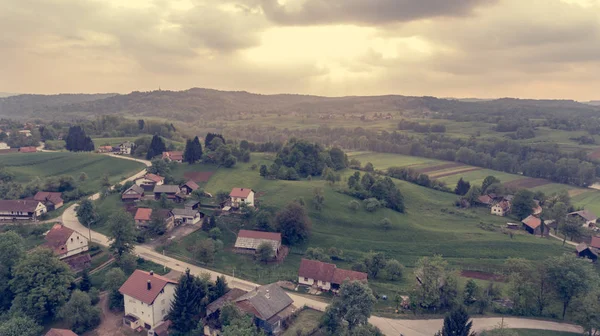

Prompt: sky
[{"left": 1, "top": 0, "right": 599, "bottom": 100}]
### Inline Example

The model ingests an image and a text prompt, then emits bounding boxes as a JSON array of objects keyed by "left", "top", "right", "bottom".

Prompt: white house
[
  {"left": 119, "top": 270, "right": 177, "bottom": 332},
  {"left": 171, "top": 208, "right": 201, "bottom": 225},
  {"left": 0, "top": 142, "right": 9, "bottom": 150},
  {"left": 119, "top": 141, "right": 134, "bottom": 155},
  {"left": 43, "top": 224, "right": 89, "bottom": 260},
  {"left": 0, "top": 200, "right": 47, "bottom": 221},
  {"left": 229, "top": 188, "right": 255, "bottom": 207},
  {"left": 135, "top": 174, "right": 165, "bottom": 189},
  {"left": 491, "top": 200, "right": 510, "bottom": 217},
  {"left": 18, "top": 129, "right": 32, "bottom": 137}
]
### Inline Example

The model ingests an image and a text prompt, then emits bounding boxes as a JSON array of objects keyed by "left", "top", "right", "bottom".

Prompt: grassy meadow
[{"left": 1, "top": 152, "right": 145, "bottom": 194}]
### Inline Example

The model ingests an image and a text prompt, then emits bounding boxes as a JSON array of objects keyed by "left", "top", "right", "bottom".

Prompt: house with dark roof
[
  {"left": 45, "top": 328, "right": 78, "bottom": 336},
  {"left": 122, "top": 184, "right": 144, "bottom": 202},
  {"left": 569, "top": 210, "right": 598, "bottom": 229},
  {"left": 521, "top": 215, "right": 548, "bottom": 236},
  {"left": 44, "top": 224, "right": 89, "bottom": 260},
  {"left": 0, "top": 199, "right": 46, "bottom": 220},
  {"left": 298, "top": 258, "right": 368, "bottom": 291},
  {"left": 119, "top": 270, "right": 178, "bottom": 332},
  {"left": 154, "top": 185, "right": 184, "bottom": 203},
  {"left": 184, "top": 199, "right": 201, "bottom": 210},
  {"left": 230, "top": 187, "right": 255, "bottom": 207},
  {"left": 135, "top": 173, "right": 165, "bottom": 191},
  {"left": 234, "top": 230, "right": 281, "bottom": 258},
  {"left": 172, "top": 208, "right": 202, "bottom": 225},
  {"left": 576, "top": 243, "right": 598, "bottom": 262},
  {"left": 33, "top": 191, "right": 64, "bottom": 211},
  {"left": 162, "top": 151, "right": 183, "bottom": 163},
  {"left": 180, "top": 180, "right": 199, "bottom": 195}
]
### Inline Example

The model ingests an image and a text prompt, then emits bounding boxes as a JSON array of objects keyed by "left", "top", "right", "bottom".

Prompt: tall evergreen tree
[
  {"left": 439, "top": 306, "right": 475, "bottom": 336},
  {"left": 168, "top": 269, "right": 209, "bottom": 333},
  {"left": 146, "top": 135, "right": 167, "bottom": 160},
  {"left": 79, "top": 268, "right": 92, "bottom": 292},
  {"left": 184, "top": 139, "right": 194, "bottom": 164},
  {"left": 454, "top": 178, "right": 471, "bottom": 196},
  {"left": 65, "top": 126, "right": 95, "bottom": 152},
  {"left": 192, "top": 136, "right": 203, "bottom": 161}
]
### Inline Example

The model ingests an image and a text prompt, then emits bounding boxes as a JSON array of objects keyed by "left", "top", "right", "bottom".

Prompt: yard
[{"left": 282, "top": 309, "right": 323, "bottom": 336}]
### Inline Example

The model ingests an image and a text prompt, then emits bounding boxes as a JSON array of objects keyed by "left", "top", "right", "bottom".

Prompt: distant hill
[
  {"left": 0, "top": 93, "right": 17, "bottom": 98},
  {"left": 1, "top": 88, "right": 598, "bottom": 121},
  {"left": 585, "top": 100, "right": 600, "bottom": 106}
]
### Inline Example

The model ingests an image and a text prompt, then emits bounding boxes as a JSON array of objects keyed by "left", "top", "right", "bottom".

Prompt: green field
[
  {"left": 157, "top": 153, "right": 573, "bottom": 298},
  {"left": 347, "top": 152, "right": 440, "bottom": 170},
  {"left": 438, "top": 169, "right": 524, "bottom": 187},
  {"left": 1, "top": 152, "right": 145, "bottom": 194}
]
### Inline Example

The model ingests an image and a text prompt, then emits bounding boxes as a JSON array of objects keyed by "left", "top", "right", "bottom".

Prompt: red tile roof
[
  {"left": 477, "top": 195, "right": 493, "bottom": 205},
  {"left": 135, "top": 208, "right": 152, "bottom": 221},
  {"left": 145, "top": 173, "right": 164, "bottom": 183},
  {"left": 591, "top": 236, "right": 600, "bottom": 249},
  {"left": 332, "top": 268, "right": 368, "bottom": 284},
  {"left": 182, "top": 180, "right": 199, "bottom": 191},
  {"left": 19, "top": 146, "right": 37, "bottom": 153},
  {"left": 162, "top": 151, "right": 184, "bottom": 161},
  {"left": 119, "top": 270, "right": 177, "bottom": 305},
  {"left": 0, "top": 199, "right": 43, "bottom": 212},
  {"left": 44, "top": 224, "right": 75, "bottom": 255},
  {"left": 494, "top": 200, "right": 510, "bottom": 211},
  {"left": 298, "top": 259, "right": 336, "bottom": 283},
  {"left": 34, "top": 191, "right": 64, "bottom": 205},
  {"left": 230, "top": 188, "right": 253, "bottom": 198},
  {"left": 238, "top": 229, "right": 281, "bottom": 242},
  {"left": 45, "top": 329, "right": 78, "bottom": 336},
  {"left": 522, "top": 215, "right": 542, "bottom": 230}
]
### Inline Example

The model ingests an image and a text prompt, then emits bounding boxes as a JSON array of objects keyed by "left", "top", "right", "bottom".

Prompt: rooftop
[
  {"left": 154, "top": 185, "right": 181, "bottom": 194},
  {"left": 45, "top": 329, "right": 78, "bottom": 336},
  {"left": 298, "top": 258, "right": 336, "bottom": 283},
  {"left": 591, "top": 236, "right": 600, "bottom": 249},
  {"left": 235, "top": 230, "right": 281, "bottom": 252},
  {"left": 230, "top": 187, "right": 253, "bottom": 198},
  {"left": 119, "top": 270, "right": 177, "bottom": 305},
  {"left": 44, "top": 224, "right": 76, "bottom": 255},
  {"left": 134, "top": 208, "right": 153, "bottom": 221},
  {"left": 522, "top": 215, "right": 542, "bottom": 230},
  {"left": 569, "top": 210, "right": 598, "bottom": 222},
  {"left": 182, "top": 180, "right": 199, "bottom": 191},
  {"left": 144, "top": 173, "right": 165, "bottom": 183},
  {"left": 0, "top": 199, "right": 43, "bottom": 212},
  {"left": 34, "top": 191, "right": 63, "bottom": 205},
  {"left": 235, "top": 283, "right": 293, "bottom": 320}
]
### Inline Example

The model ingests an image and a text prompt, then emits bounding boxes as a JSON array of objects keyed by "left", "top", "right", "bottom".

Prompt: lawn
[
  {"left": 572, "top": 189, "right": 600, "bottom": 216},
  {"left": 347, "top": 152, "right": 440, "bottom": 170},
  {"left": 437, "top": 169, "right": 524, "bottom": 187},
  {"left": 1, "top": 152, "right": 145, "bottom": 194},
  {"left": 159, "top": 153, "right": 572, "bottom": 297},
  {"left": 507, "top": 330, "right": 581, "bottom": 336},
  {"left": 282, "top": 309, "right": 323, "bottom": 336}
]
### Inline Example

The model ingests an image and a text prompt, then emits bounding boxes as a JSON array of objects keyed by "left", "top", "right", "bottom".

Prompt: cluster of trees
[
  {"left": 0, "top": 173, "right": 84, "bottom": 203},
  {"left": 344, "top": 171, "right": 405, "bottom": 213},
  {"left": 274, "top": 139, "right": 348, "bottom": 178},
  {"left": 350, "top": 252, "right": 405, "bottom": 281},
  {"left": 0, "top": 232, "right": 101, "bottom": 335},
  {"left": 398, "top": 119, "right": 446, "bottom": 133},
  {"left": 65, "top": 126, "right": 94, "bottom": 152},
  {"left": 386, "top": 166, "right": 451, "bottom": 192},
  {"left": 183, "top": 136, "right": 203, "bottom": 164},
  {"left": 0, "top": 129, "right": 41, "bottom": 148}
]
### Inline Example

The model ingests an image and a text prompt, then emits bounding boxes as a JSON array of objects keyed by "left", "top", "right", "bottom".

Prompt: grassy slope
[
  {"left": 163, "top": 153, "right": 572, "bottom": 295},
  {"left": 2, "top": 152, "right": 145, "bottom": 194}
]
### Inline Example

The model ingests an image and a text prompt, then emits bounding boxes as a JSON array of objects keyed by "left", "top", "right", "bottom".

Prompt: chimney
[
  {"left": 147, "top": 280, "right": 152, "bottom": 290},
  {"left": 265, "top": 289, "right": 270, "bottom": 299},
  {"left": 150, "top": 270, "right": 154, "bottom": 276}
]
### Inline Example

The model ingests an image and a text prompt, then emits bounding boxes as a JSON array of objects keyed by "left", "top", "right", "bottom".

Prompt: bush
[
  {"left": 348, "top": 200, "right": 360, "bottom": 211},
  {"left": 363, "top": 198, "right": 381, "bottom": 212}
]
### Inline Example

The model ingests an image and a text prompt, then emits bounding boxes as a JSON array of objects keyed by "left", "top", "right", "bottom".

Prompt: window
[
  {"left": 71, "top": 238, "right": 73, "bottom": 242},
  {"left": 303, "top": 277, "right": 309, "bottom": 282}
]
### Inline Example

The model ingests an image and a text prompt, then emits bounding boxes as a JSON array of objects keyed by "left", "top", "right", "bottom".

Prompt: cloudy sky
[{"left": 1, "top": 0, "right": 599, "bottom": 100}]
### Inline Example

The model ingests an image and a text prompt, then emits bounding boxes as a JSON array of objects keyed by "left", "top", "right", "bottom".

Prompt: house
[
  {"left": 154, "top": 185, "right": 184, "bottom": 202},
  {"left": 491, "top": 200, "right": 510, "bottom": 216},
  {"left": 230, "top": 188, "right": 255, "bottom": 207},
  {"left": 156, "top": 209, "right": 175, "bottom": 231},
  {"left": 45, "top": 328, "right": 78, "bottom": 336},
  {"left": 298, "top": 258, "right": 368, "bottom": 291},
  {"left": 135, "top": 208, "right": 153, "bottom": 227},
  {"left": 120, "top": 270, "right": 178, "bottom": 332},
  {"left": 521, "top": 215, "right": 548, "bottom": 236},
  {"left": 568, "top": 210, "right": 598, "bottom": 229},
  {"left": 207, "top": 284, "right": 295, "bottom": 335},
  {"left": 234, "top": 230, "right": 281, "bottom": 258},
  {"left": 172, "top": 208, "right": 202, "bottom": 225},
  {"left": 590, "top": 236, "right": 600, "bottom": 249},
  {"left": 122, "top": 184, "right": 145, "bottom": 202},
  {"left": 477, "top": 195, "right": 494, "bottom": 206},
  {"left": 0, "top": 142, "right": 9, "bottom": 149},
  {"left": 33, "top": 191, "right": 64, "bottom": 211},
  {"left": 162, "top": 151, "right": 183, "bottom": 163},
  {"left": 180, "top": 180, "right": 199, "bottom": 195},
  {"left": 18, "top": 129, "right": 32, "bottom": 137},
  {"left": 97, "top": 145, "right": 114, "bottom": 153},
  {"left": 135, "top": 173, "right": 165, "bottom": 190},
  {"left": 0, "top": 200, "right": 46, "bottom": 220},
  {"left": 184, "top": 199, "right": 201, "bottom": 210},
  {"left": 19, "top": 146, "right": 37, "bottom": 153},
  {"left": 44, "top": 224, "right": 89, "bottom": 260},
  {"left": 119, "top": 141, "right": 135, "bottom": 155},
  {"left": 576, "top": 243, "right": 598, "bottom": 262}
]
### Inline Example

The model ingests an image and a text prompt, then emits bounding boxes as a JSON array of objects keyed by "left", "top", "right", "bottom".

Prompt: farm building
[
  {"left": 184, "top": 199, "right": 200, "bottom": 210},
  {"left": 172, "top": 208, "right": 202, "bottom": 225},
  {"left": 45, "top": 328, "right": 78, "bottom": 336},
  {"left": 19, "top": 146, "right": 37, "bottom": 153},
  {"left": 154, "top": 185, "right": 184, "bottom": 202},
  {"left": 97, "top": 145, "right": 114, "bottom": 153},
  {"left": 134, "top": 208, "right": 153, "bottom": 227},
  {"left": 180, "top": 180, "right": 199, "bottom": 195},
  {"left": 118, "top": 141, "right": 134, "bottom": 155},
  {"left": 477, "top": 195, "right": 494, "bottom": 206},
  {"left": 590, "top": 236, "right": 600, "bottom": 249},
  {"left": 298, "top": 258, "right": 368, "bottom": 292},
  {"left": 33, "top": 191, "right": 64, "bottom": 211},
  {"left": 229, "top": 187, "right": 255, "bottom": 207},
  {"left": 120, "top": 270, "right": 177, "bottom": 332},
  {"left": 532, "top": 200, "right": 543, "bottom": 215},
  {"left": 576, "top": 243, "right": 598, "bottom": 262},
  {"left": 491, "top": 200, "right": 510, "bottom": 216},
  {"left": 136, "top": 173, "right": 165, "bottom": 189},
  {"left": 122, "top": 184, "right": 144, "bottom": 202},
  {"left": 521, "top": 215, "right": 548, "bottom": 236},
  {"left": 234, "top": 230, "right": 281, "bottom": 257},
  {"left": 162, "top": 151, "right": 183, "bottom": 163},
  {"left": 0, "top": 200, "right": 46, "bottom": 220},
  {"left": 43, "top": 224, "right": 89, "bottom": 260},
  {"left": 568, "top": 210, "right": 597, "bottom": 229}
]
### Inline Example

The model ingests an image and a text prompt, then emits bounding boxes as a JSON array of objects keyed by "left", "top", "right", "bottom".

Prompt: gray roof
[
  {"left": 172, "top": 208, "right": 198, "bottom": 217},
  {"left": 154, "top": 185, "right": 180, "bottom": 194},
  {"left": 126, "top": 184, "right": 144, "bottom": 194},
  {"left": 206, "top": 288, "right": 248, "bottom": 316},
  {"left": 185, "top": 200, "right": 200, "bottom": 207},
  {"left": 569, "top": 210, "right": 598, "bottom": 222},
  {"left": 235, "top": 283, "right": 293, "bottom": 320}
]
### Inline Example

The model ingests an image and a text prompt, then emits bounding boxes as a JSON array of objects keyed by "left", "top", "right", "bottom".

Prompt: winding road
[{"left": 61, "top": 154, "right": 584, "bottom": 336}]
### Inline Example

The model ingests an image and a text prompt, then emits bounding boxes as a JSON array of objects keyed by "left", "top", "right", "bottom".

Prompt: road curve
[{"left": 61, "top": 154, "right": 584, "bottom": 336}]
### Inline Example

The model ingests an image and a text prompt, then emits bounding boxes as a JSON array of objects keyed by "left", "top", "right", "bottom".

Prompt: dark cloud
[{"left": 258, "top": 0, "right": 498, "bottom": 25}]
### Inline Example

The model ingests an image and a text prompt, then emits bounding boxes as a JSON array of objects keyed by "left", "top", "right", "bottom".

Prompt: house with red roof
[
  {"left": 521, "top": 215, "right": 548, "bottom": 236},
  {"left": 298, "top": 258, "right": 368, "bottom": 291},
  {"left": 33, "top": 191, "right": 64, "bottom": 211},
  {"left": 44, "top": 224, "right": 89, "bottom": 260},
  {"left": 234, "top": 229, "right": 281, "bottom": 258},
  {"left": 491, "top": 200, "right": 511, "bottom": 217},
  {"left": 229, "top": 187, "right": 255, "bottom": 207},
  {"left": 134, "top": 208, "right": 153, "bottom": 227},
  {"left": 135, "top": 173, "right": 165, "bottom": 191},
  {"left": 45, "top": 328, "right": 78, "bottom": 336},
  {"left": 179, "top": 180, "right": 199, "bottom": 195},
  {"left": 162, "top": 151, "right": 183, "bottom": 163},
  {"left": 590, "top": 236, "right": 600, "bottom": 250},
  {"left": 97, "top": 145, "right": 114, "bottom": 153},
  {"left": 119, "top": 270, "right": 178, "bottom": 331},
  {"left": 0, "top": 199, "right": 47, "bottom": 220}
]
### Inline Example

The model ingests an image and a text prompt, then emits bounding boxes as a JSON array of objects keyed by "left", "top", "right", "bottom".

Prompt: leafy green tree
[
  {"left": 306, "top": 247, "right": 330, "bottom": 261},
  {"left": 385, "top": 259, "right": 404, "bottom": 281},
  {"left": 481, "top": 176, "right": 501, "bottom": 194},
  {"left": 65, "top": 126, "right": 95, "bottom": 152},
  {"left": 327, "top": 280, "right": 376, "bottom": 331},
  {"left": 363, "top": 198, "right": 381, "bottom": 212},
  {"left": 379, "top": 218, "right": 392, "bottom": 231},
  {"left": 413, "top": 255, "right": 458, "bottom": 311},
  {"left": 58, "top": 290, "right": 101, "bottom": 334},
  {"left": 76, "top": 199, "right": 98, "bottom": 227},
  {"left": 259, "top": 165, "right": 268, "bottom": 177},
  {"left": 573, "top": 290, "right": 600, "bottom": 336},
  {"left": 256, "top": 242, "right": 274, "bottom": 263},
  {"left": 79, "top": 268, "right": 92, "bottom": 292},
  {"left": 549, "top": 201, "right": 568, "bottom": 234},
  {"left": 438, "top": 306, "right": 475, "bottom": 336},
  {"left": 348, "top": 200, "right": 360, "bottom": 211},
  {"left": 211, "top": 275, "right": 229, "bottom": 301},
  {"left": 169, "top": 269, "right": 209, "bottom": 333},
  {"left": 149, "top": 209, "right": 167, "bottom": 236},
  {"left": 107, "top": 210, "right": 136, "bottom": 258},
  {"left": 0, "top": 231, "right": 24, "bottom": 311},
  {"left": 348, "top": 324, "right": 384, "bottom": 336},
  {"left": 562, "top": 216, "right": 583, "bottom": 245},
  {"left": 209, "top": 227, "right": 222, "bottom": 240},
  {"left": 363, "top": 252, "right": 387, "bottom": 279},
  {"left": 195, "top": 239, "right": 216, "bottom": 263},
  {"left": 103, "top": 268, "right": 127, "bottom": 311},
  {"left": 463, "top": 280, "right": 478, "bottom": 305},
  {"left": 222, "top": 314, "right": 263, "bottom": 336},
  {"left": 313, "top": 187, "right": 325, "bottom": 210},
  {"left": 148, "top": 157, "right": 172, "bottom": 176},
  {"left": 464, "top": 185, "right": 483, "bottom": 204},
  {"left": 364, "top": 162, "right": 374, "bottom": 172},
  {"left": 10, "top": 248, "right": 74, "bottom": 321},
  {"left": 454, "top": 178, "right": 471, "bottom": 196},
  {"left": 512, "top": 189, "right": 535, "bottom": 220},
  {"left": 0, "top": 315, "right": 43, "bottom": 336},
  {"left": 117, "top": 253, "right": 138, "bottom": 274},
  {"left": 275, "top": 201, "right": 311, "bottom": 245},
  {"left": 546, "top": 253, "right": 596, "bottom": 319},
  {"left": 183, "top": 136, "right": 203, "bottom": 164}
]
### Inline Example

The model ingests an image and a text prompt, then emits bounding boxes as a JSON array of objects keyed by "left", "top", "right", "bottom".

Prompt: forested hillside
[{"left": 0, "top": 93, "right": 117, "bottom": 119}]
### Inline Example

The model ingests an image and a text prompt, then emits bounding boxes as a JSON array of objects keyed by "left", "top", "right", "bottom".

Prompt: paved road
[{"left": 60, "top": 154, "right": 584, "bottom": 336}]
